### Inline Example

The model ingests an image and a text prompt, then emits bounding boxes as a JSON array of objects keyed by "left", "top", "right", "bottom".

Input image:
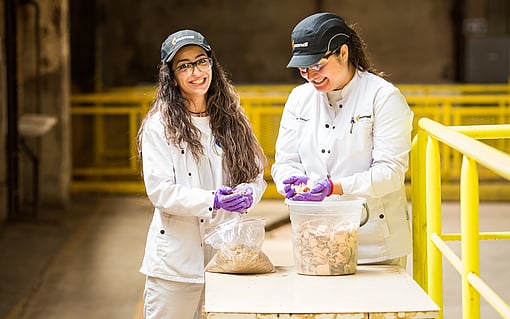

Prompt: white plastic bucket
[{"left": 286, "top": 195, "right": 369, "bottom": 276}]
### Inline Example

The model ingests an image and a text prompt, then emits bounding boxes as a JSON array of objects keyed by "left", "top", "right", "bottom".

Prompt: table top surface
[{"left": 204, "top": 265, "right": 439, "bottom": 316}]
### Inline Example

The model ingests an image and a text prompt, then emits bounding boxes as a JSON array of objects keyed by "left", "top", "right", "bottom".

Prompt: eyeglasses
[
  {"left": 173, "top": 57, "right": 213, "bottom": 74},
  {"left": 298, "top": 48, "right": 340, "bottom": 74}
]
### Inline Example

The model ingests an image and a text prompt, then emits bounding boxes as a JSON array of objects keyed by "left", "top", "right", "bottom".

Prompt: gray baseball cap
[{"left": 161, "top": 29, "right": 211, "bottom": 63}]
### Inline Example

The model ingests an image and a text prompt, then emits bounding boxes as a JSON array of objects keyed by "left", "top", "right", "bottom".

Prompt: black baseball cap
[
  {"left": 161, "top": 30, "right": 211, "bottom": 63},
  {"left": 287, "top": 12, "right": 351, "bottom": 68}
]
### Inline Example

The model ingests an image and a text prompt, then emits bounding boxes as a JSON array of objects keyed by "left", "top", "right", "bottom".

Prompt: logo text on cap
[
  {"left": 293, "top": 42, "right": 309, "bottom": 48},
  {"left": 172, "top": 35, "right": 195, "bottom": 46}
]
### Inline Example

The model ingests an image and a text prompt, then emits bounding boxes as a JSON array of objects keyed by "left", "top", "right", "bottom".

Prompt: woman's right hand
[{"left": 282, "top": 175, "right": 309, "bottom": 199}]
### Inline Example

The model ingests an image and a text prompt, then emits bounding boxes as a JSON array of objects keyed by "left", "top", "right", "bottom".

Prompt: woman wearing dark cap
[
  {"left": 137, "top": 29, "right": 266, "bottom": 318},
  {"left": 272, "top": 13, "right": 413, "bottom": 267}
]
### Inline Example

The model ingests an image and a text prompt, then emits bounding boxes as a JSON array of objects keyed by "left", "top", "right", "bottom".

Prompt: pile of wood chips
[
  {"left": 294, "top": 220, "right": 358, "bottom": 275},
  {"left": 206, "top": 244, "right": 275, "bottom": 274}
]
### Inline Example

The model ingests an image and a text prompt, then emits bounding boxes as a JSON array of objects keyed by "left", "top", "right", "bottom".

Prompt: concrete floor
[
  {"left": 0, "top": 195, "right": 152, "bottom": 319},
  {"left": 1, "top": 195, "right": 509, "bottom": 319}
]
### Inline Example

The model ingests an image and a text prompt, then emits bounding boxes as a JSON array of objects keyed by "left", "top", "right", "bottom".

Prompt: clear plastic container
[{"left": 286, "top": 195, "right": 368, "bottom": 276}]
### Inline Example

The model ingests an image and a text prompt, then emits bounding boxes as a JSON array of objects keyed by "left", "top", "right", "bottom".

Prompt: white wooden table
[{"left": 204, "top": 265, "right": 439, "bottom": 318}]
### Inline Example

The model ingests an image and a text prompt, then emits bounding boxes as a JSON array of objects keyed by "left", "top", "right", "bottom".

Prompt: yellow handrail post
[
  {"left": 426, "top": 136, "right": 444, "bottom": 319},
  {"left": 441, "top": 101, "right": 452, "bottom": 181},
  {"left": 411, "top": 130, "right": 428, "bottom": 289},
  {"left": 94, "top": 103, "right": 106, "bottom": 166},
  {"left": 460, "top": 155, "right": 481, "bottom": 319},
  {"left": 129, "top": 108, "right": 139, "bottom": 171}
]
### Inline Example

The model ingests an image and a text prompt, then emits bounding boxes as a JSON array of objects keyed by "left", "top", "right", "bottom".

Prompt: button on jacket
[
  {"left": 271, "top": 70, "right": 413, "bottom": 263},
  {"left": 140, "top": 112, "right": 267, "bottom": 283}
]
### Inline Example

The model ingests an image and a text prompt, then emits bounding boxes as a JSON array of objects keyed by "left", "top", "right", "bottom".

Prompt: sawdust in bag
[{"left": 204, "top": 217, "right": 275, "bottom": 274}]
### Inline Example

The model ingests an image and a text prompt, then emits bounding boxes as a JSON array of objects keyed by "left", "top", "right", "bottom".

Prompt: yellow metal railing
[
  {"left": 411, "top": 118, "right": 510, "bottom": 319},
  {"left": 71, "top": 84, "right": 510, "bottom": 199},
  {"left": 108, "top": 83, "right": 510, "bottom": 96},
  {"left": 399, "top": 83, "right": 510, "bottom": 96},
  {"left": 70, "top": 91, "right": 288, "bottom": 196},
  {"left": 71, "top": 92, "right": 153, "bottom": 193}
]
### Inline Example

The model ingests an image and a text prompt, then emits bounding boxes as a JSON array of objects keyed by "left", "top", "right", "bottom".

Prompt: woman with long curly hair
[{"left": 137, "top": 29, "right": 266, "bottom": 319}]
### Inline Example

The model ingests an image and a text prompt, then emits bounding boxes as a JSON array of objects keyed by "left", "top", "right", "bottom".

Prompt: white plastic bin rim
[{"left": 285, "top": 195, "right": 366, "bottom": 207}]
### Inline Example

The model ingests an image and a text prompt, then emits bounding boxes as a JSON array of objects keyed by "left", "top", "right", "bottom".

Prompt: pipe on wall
[
  {"left": 19, "top": 0, "right": 41, "bottom": 113},
  {"left": 5, "top": 0, "right": 20, "bottom": 220}
]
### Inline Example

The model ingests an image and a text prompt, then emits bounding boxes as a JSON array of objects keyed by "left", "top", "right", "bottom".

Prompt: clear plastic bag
[{"left": 203, "top": 217, "right": 275, "bottom": 274}]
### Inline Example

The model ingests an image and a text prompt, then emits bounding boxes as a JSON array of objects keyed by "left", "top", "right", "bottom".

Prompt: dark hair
[
  {"left": 136, "top": 48, "right": 266, "bottom": 186},
  {"left": 344, "top": 24, "right": 385, "bottom": 77}
]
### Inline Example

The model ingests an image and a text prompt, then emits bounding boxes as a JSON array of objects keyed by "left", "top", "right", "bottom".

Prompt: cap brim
[
  {"left": 162, "top": 41, "right": 211, "bottom": 63},
  {"left": 286, "top": 53, "right": 324, "bottom": 68}
]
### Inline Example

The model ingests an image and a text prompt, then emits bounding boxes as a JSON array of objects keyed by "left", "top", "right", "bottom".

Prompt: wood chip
[{"left": 294, "top": 219, "right": 358, "bottom": 275}]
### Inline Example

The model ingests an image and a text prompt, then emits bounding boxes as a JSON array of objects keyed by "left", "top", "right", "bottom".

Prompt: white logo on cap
[
  {"left": 172, "top": 35, "right": 195, "bottom": 46},
  {"left": 293, "top": 41, "right": 308, "bottom": 48}
]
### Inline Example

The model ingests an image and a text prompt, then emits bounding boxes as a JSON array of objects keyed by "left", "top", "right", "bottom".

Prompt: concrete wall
[
  {"left": 90, "top": 0, "right": 456, "bottom": 89},
  {"left": 1, "top": 0, "right": 6, "bottom": 220},
  {"left": 1, "top": 0, "right": 71, "bottom": 220},
  {"left": 28, "top": 0, "right": 71, "bottom": 208}
]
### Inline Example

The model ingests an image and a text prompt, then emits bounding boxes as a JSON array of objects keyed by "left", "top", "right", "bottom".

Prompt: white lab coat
[
  {"left": 139, "top": 112, "right": 267, "bottom": 283},
  {"left": 271, "top": 70, "right": 413, "bottom": 263}
]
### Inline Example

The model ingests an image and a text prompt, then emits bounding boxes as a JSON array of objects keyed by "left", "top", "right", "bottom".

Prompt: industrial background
[{"left": 1, "top": 0, "right": 510, "bottom": 221}]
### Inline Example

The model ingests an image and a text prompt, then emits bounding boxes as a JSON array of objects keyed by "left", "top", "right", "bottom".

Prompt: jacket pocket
[
  {"left": 349, "top": 114, "right": 373, "bottom": 153},
  {"left": 156, "top": 215, "right": 200, "bottom": 256},
  {"left": 357, "top": 207, "right": 391, "bottom": 260}
]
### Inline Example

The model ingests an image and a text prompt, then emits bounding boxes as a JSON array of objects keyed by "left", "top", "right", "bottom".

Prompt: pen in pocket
[{"left": 350, "top": 114, "right": 372, "bottom": 134}]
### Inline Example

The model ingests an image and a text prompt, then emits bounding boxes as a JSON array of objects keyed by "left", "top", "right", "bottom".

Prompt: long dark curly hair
[{"left": 136, "top": 48, "right": 266, "bottom": 186}]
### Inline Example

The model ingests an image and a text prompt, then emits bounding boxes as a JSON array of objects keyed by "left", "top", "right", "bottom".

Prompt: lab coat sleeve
[
  {"left": 271, "top": 90, "right": 307, "bottom": 195},
  {"left": 141, "top": 118, "right": 216, "bottom": 218},
  {"left": 340, "top": 90, "right": 413, "bottom": 197}
]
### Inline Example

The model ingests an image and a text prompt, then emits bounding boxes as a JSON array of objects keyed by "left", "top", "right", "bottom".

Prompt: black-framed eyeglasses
[
  {"left": 173, "top": 57, "right": 213, "bottom": 74},
  {"left": 298, "top": 47, "right": 340, "bottom": 74}
]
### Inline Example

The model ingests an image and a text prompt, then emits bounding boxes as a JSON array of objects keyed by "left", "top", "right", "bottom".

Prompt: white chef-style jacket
[
  {"left": 271, "top": 70, "right": 413, "bottom": 263},
  {"left": 140, "top": 112, "right": 267, "bottom": 283}
]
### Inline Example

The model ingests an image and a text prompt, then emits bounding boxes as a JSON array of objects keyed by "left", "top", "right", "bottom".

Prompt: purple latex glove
[
  {"left": 282, "top": 175, "right": 309, "bottom": 199},
  {"left": 290, "top": 191, "right": 325, "bottom": 201},
  {"left": 291, "top": 178, "right": 333, "bottom": 202},
  {"left": 311, "top": 178, "right": 333, "bottom": 197},
  {"left": 233, "top": 185, "right": 254, "bottom": 210},
  {"left": 214, "top": 186, "right": 250, "bottom": 212}
]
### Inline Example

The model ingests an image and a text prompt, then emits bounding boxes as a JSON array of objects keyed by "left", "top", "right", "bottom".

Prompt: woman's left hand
[{"left": 233, "top": 185, "right": 254, "bottom": 210}]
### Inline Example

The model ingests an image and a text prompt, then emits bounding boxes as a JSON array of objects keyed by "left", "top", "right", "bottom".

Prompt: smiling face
[
  {"left": 172, "top": 45, "right": 212, "bottom": 103},
  {"left": 300, "top": 44, "right": 355, "bottom": 92}
]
